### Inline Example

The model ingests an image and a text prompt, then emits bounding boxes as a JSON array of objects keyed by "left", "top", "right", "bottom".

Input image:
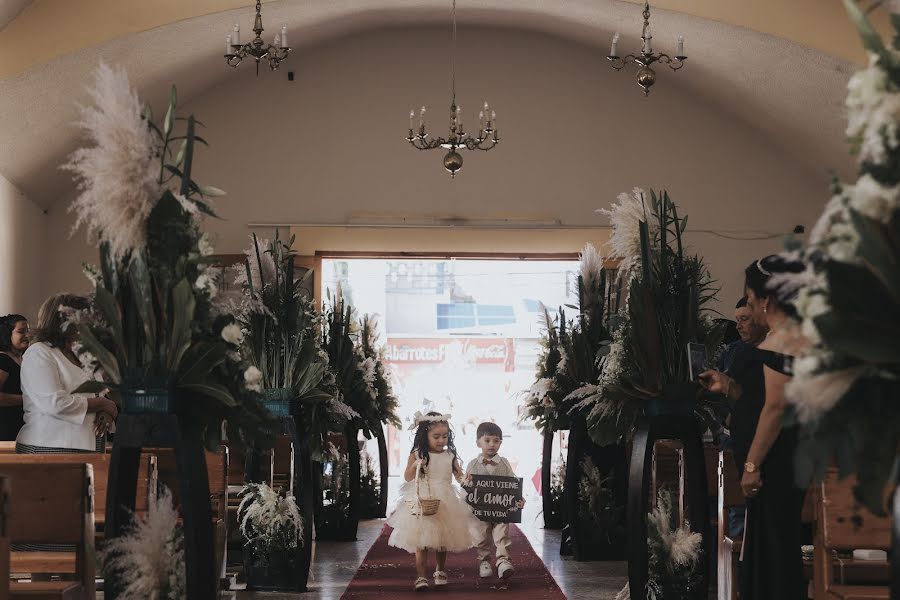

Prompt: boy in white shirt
[{"left": 465, "top": 422, "right": 521, "bottom": 580}]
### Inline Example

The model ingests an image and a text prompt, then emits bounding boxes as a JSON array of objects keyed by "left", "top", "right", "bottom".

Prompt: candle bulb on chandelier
[
  {"left": 233, "top": 23, "right": 240, "bottom": 46},
  {"left": 274, "top": 34, "right": 281, "bottom": 49},
  {"left": 676, "top": 34, "right": 684, "bottom": 57},
  {"left": 226, "top": 34, "right": 232, "bottom": 54},
  {"left": 419, "top": 106, "right": 426, "bottom": 130},
  {"left": 409, "top": 109, "right": 415, "bottom": 131},
  {"left": 642, "top": 28, "right": 652, "bottom": 53},
  {"left": 281, "top": 25, "right": 288, "bottom": 47},
  {"left": 610, "top": 32, "right": 620, "bottom": 57}
]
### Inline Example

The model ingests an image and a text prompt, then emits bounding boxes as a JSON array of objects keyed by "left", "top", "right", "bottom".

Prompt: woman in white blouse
[{"left": 16, "top": 294, "right": 117, "bottom": 453}]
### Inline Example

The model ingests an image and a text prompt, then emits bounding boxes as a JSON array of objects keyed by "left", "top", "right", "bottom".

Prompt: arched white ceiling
[{"left": 0, "top": 0, "right": 856, "bottom": 207}]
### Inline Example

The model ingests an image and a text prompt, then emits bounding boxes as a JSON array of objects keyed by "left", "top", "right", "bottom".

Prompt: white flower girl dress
[{"left": 387, "top": 450, "right": 483, "bottom": 552}]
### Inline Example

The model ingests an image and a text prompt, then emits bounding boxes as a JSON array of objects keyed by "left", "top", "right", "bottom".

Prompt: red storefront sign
[{"left": 385, "top": 337, "right": 515, "bottom": 371}]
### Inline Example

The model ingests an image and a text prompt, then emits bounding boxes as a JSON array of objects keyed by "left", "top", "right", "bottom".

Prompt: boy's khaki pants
[{"left": 476, "top": 521, "right": 511, "bottom": 563}]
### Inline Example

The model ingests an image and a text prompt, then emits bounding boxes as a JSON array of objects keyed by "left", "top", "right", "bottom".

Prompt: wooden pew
[
  {"left": 1, "top": 453, "right": 156, "bottom": 577},
  {"left": 1, "top": 462, "right": 95, "bottom": 599},
  {"left": 813, "top": 470, "right": 890, "bottom": 600},
  {"left": 0, "top": 475, "right": 8, "bottom": 600},
  {"left": 271, "top": 435, "right": 294, "bottom": 494},
  {"left": 717, "top": 450, "right": 744, "bottom": 600},
  {"left": 0, "top": 444, "right": 14, "bottom": 455},
  {"left": 147, "top": 448, "right": 229, "bottom": 580}
]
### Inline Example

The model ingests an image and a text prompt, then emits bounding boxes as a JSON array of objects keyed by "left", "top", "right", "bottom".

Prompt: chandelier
[
  {"left": 225, "top": 1, "right": 291, "bottom": 74},
  {"left": 607, "top": 2, "right": 686, "bottom": 96},
  {"left": 406, "top": 0, "right": 499, "bottom": 178}
]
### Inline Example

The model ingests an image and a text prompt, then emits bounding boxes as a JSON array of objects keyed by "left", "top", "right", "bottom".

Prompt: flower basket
[
  {"left": 410, "top": 497, "right": 441, "bottom": 517},
  {"left": 262, "top": 387, "right": 298, "bottom": 418},
  {"left": 121, "top": 388, "right": 173, "bottom": 414}
]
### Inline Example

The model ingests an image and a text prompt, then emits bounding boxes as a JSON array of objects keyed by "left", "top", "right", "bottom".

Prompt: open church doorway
[{"left": 320, "top": 255, "right": 578, "bottom": 516}]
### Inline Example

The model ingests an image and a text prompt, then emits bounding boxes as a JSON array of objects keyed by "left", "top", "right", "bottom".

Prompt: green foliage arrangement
[
  {"left": 779, "top": 0, "right": 900, "bottom": 513},
  {"left": 233, "top": 232, "right": 343, "bottom": 458},
  {"left": 66, "top": 64, "right": 273, "bottom": 450},
  {"left": 580, "top": 190, "right": 724, "bottom": 447}
]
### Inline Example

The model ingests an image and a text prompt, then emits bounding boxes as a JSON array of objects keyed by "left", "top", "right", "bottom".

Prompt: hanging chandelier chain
[
  {"left": 406, "top": 0, "right": 499, "bottom": 177},
  {"left": 642, "top": 2, "right": 651, "bottom": 41},
  {"left": 451, "top": 0, "right": 457, "bottom": 104}
]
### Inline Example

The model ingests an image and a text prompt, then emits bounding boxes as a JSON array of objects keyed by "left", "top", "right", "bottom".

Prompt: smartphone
[{"left": 687, "top": 343, "right": 708, "bottom": 382}]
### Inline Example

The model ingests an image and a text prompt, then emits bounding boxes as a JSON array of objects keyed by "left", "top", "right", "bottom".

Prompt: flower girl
[{"left": 387, "top": 411, "right": 482, "bottom": 591}]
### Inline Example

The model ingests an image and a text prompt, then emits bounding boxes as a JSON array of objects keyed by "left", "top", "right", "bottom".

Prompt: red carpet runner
[{"left": 341, "top": 524, "right": 567, "bottom": 599}]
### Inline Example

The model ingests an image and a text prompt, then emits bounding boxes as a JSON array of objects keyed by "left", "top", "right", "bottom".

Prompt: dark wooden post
[
  {"left": 542, "top": 427, "right": 555, "bottom": 528},
  {"left": 376, "top": 425, "right": 389, "bottom": 518},
  {"left": 346, "top": 423, "right": 361, "bottom": 541},
  {"left": 626, "top": 414, "right": 708, "bottom": 600},
  {"left": 243, "top": 412, "right": 314, "bottom": 591},
  {"left": 105, "top": 413, "right": 215, "bottom": 600},
  {"left": 563, "top": 415, "right": 586, "bottom": 558}
]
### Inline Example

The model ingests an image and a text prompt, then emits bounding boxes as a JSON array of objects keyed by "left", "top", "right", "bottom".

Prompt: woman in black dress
[
  {"left": 0, "top": 314, "right": 29, "bottom": 441},
  {"left": 701, "top": 255, "right": 807, "bottom": 600}
]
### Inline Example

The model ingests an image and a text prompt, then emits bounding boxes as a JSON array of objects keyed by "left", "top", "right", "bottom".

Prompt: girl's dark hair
[
  {"left": 33, "top": 294, "right": 90, "bottom": 349},
  {"left": 411, "top": 411, "right": 459, "bottom": 471},
  {"left": 744, "top": 255, "right": 806, "bottom": 318},
  {"left": 0, "top": 315, "right": 27, "bottom": 352}
]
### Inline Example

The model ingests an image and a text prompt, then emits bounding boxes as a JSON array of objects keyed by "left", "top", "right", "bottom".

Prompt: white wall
[
  {"left": 41, "top": 26, "right": 836, "bottom": 311},
  {"left": 0, "top": 172, "right": 45, "bottom": 318}
]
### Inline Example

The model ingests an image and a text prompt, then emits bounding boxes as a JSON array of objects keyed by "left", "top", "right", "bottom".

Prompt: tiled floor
[{"left": 223, "top": 502, "right": 629, "bottom": 599}]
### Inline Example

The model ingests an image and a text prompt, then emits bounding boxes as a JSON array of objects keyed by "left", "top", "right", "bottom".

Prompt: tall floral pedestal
[
  {"left": 542, "top": 427, "right": 565, "bottom": 530},
  {"left": 315, "top": 425, "right": 361, "bottom": 541},
  {"left": 563, "top": 414, "right": 627, "bottom": 561},
  {"left": 626, "top": 390, "right": 708, "bottom": 600},
  {"left": 243, "top": 391, "right": 314, "bottom": 592},
  {"left": 105, "top": 391, "right": 216, "bottom": 600}
]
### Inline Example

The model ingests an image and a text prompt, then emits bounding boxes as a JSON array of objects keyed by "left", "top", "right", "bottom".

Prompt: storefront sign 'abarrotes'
[{"left": 463, "top": 474, "right": 523, "bottom": 523}]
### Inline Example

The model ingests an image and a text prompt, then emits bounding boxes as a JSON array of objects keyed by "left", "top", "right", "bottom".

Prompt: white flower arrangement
[
  {"left": 220, "top": 323, "right": 244, "bottom": 346},
  {"left": 846, "top": 51, "right": 900, "bottom": 165},
  {"left": 646, "top": 487, "right": 703, "bottom": 600},
  {"left": 580, "top": 242, "right": 604, "bottom": 285},
  {"left": 777, "top": 5, "right": 900, "bottom": 488},
  {"left": 102, "top": 486, "right": 185, "bottom": 600},
  {"left": 597, "top": 187, "right": 654, "bottom": 278},
  {"left": 193, "top": 272, "right": 217, "bottom": 298},
  {"left": 243, "top": 365, "right": 263, "bottom": 392},
  {"left": 327, "top": 395, "right": 361, "bottom": 422},
  {"left": 358, "top": 356, "right": 378, "bottom": 399},
  {"left": 197, "top": 232, "right": 215, "bottom": 257},
  {"left": 233, "top": 235, "right": 277, "bottom": 294},
  {"left": 528, "top": 378, "right": 555, "bottom": 405},
  {"left": 238, "top": 483, "right": 304, "bottom": 569},
  {"left": 63, "top": 62, "right": 162, "bottom": 261},
  {"left": 82, "top": 263, "right": 103, "bottom": 287}
]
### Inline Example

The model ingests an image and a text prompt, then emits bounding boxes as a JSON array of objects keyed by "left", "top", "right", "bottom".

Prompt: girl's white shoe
[
  {"left": 415, "top": 577, "right": 430, "bottom": 592},
  {"left": 433, "top": 571, "right": 448, "bottom": 586}
]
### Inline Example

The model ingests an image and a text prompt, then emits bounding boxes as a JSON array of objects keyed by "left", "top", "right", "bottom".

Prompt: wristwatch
[{"left": 744, "top": 461, "right": 758, "bottom": 473}]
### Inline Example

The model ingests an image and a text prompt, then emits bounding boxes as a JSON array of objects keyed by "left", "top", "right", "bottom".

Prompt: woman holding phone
[{"left": 699, "top": 255, "right": 807, "bottom": 600}]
